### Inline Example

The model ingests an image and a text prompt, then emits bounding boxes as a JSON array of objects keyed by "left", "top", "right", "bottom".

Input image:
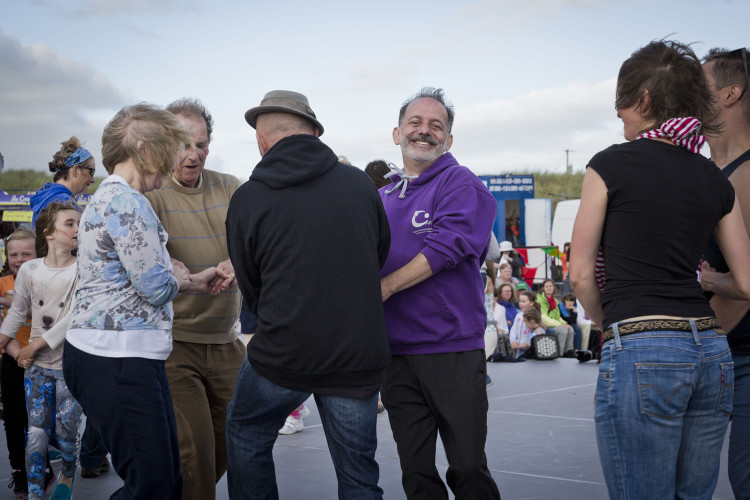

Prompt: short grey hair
[
  {"left": 166, "top": 97, "right": 214, "bottom": 142},
  {"left": 398, "top": 87, "right": 455, "bottom": 133}
]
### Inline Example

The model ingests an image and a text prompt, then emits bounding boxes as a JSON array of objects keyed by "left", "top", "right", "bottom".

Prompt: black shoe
[
  {"left": 81, "top": 457, "right": 110, "bottom": 478},
  {"left": 563, "top": 350, "right": 576, "bottom": 358},
  {"left": 577, "top": 350, "right": 593, "bottom": 363},
  {"left": 8, "top": 469, "right": 27, "bottom": 498}
]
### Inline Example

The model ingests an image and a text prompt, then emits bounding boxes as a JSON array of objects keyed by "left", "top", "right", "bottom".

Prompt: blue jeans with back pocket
[{"left": 595, "top": 323, "right": 733, "bottom": 500}]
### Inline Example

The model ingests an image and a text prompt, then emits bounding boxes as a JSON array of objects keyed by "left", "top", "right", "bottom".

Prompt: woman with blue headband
[{"left": 29, "top": 137, "right": 95, "bottom": 227}]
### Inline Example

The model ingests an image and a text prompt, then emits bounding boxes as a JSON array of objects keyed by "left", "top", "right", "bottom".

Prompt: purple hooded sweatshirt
[{"left": 379, "top": 152, "right": 496, "bottom": 355}]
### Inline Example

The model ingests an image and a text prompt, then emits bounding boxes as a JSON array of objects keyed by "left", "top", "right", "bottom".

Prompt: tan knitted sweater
[{"left": 146, "top": 169, "right": 242, "bottom": 343}]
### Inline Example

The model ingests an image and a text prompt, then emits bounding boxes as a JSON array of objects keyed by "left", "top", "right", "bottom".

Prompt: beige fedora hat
[{"left": 244, "top": 90, "right": 324, "bottom": 136}]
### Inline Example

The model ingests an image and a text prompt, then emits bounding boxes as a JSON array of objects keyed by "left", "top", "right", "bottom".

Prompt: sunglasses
[
  {"left": 714, "top": 48, "right": 749, "bottom": 101},
  {"left": 78, "top": 166, "right": 96, "bottom": 177}
]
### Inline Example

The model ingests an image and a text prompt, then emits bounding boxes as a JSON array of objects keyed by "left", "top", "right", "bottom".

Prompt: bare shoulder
[{"left": 729, "top": 159, "right": 750, "bottom": 193}]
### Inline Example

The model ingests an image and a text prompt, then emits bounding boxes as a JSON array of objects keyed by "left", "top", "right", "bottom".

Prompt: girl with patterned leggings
[{"left": 0, "top": 202, "right": 83, "bottom": 500}]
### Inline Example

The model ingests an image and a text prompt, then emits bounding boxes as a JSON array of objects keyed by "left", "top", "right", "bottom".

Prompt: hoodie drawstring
[{"left": 384, "top": 163, "right": 417, "bottom": 199}]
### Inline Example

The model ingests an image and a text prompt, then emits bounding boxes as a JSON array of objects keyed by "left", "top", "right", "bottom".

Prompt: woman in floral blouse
[{"left": 62, "top": 104, "right": 221, "bottom": 500}]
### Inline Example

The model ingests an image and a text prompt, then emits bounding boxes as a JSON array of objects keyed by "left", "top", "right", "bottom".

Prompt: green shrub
[{"left": 0, "top": 169, "right": 104, "bottom": 193}]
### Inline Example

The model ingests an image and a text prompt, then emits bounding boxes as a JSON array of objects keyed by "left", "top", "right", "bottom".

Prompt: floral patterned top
[{"left": 66, "top": 175, "right": 179, "bottom": 360}]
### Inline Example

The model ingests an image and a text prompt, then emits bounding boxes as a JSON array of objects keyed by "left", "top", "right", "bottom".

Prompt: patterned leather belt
[{"left": 602, "top": 317, "right": 723, "bottom": 343}]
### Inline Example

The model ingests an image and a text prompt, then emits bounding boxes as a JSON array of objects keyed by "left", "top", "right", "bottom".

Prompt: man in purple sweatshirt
[{"left": 379, "top": 87, "right": 501, "bottom": 499}]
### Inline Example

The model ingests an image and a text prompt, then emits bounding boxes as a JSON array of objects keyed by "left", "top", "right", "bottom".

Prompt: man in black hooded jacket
[{"left": 225, "top": 90, "right": 391, "bottom": 500}]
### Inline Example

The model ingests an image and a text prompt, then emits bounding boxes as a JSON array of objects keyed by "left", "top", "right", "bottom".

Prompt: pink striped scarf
[
  {"left": 637, "top": 117, "right": 705, "bottom": 154},
  {"left": 593, "top": 118, "right": 704, "bottom": 293}
]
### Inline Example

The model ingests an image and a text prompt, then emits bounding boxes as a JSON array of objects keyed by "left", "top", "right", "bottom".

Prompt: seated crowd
[{"left": 484, "top": 260, "right": 599, "bottom": 362}]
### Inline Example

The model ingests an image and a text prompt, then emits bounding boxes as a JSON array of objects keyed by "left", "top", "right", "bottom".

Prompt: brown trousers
[{"left": 165, "top": 338, "right": 246, "bottom": 500}]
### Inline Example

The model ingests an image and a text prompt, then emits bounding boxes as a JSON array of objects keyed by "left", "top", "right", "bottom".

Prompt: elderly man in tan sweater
[{"left": 146, "top": 98, "right": 245, "bottom": 500}]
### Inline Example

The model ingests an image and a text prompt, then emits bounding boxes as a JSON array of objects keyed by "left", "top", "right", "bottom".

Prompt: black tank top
[
  {"left": 703, "top": 149, "right": 750, "bottom": 352},
  {"left": 589, "top": 140, "right": 735, "bottom": 328}
]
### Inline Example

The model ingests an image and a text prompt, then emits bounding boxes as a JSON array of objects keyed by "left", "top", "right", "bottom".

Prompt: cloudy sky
[{"left": 1, "top": 0, "right": 747, "bottom": 181}]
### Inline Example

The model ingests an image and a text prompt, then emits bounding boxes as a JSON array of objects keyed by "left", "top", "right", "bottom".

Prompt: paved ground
[{"left": 0, "top": 357, "right": 735, "bottom": 499}]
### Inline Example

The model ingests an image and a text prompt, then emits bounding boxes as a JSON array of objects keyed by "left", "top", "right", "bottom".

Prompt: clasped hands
[
  {"left": 15, "top": 344, "right": 34, "bottom": 370},
  {"left": 3, "top": 337, "right": 38, "bottom": 370},
  {"left": 171, "top": 258, "right": 237, "bottom": 295}
]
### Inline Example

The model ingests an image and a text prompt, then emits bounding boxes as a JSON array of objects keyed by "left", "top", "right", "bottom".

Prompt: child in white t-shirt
[{"left": 0, "top": 203, "right": 83, "bottom": 500}]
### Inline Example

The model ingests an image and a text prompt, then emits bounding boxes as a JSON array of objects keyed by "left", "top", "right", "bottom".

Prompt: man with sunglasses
[{"left": 703, "top": 47, "right": 750, "bottom": 500}]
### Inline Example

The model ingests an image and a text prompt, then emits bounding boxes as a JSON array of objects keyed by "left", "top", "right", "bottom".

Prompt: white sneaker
[
  {"left": 278, "top": 416, "right": 304, "bottom": 435},
  {"left": 299, "top": 405, "right": 311, "bottom": 420}
]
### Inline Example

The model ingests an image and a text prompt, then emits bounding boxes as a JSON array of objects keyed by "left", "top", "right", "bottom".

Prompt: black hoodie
[{"left": 226, "top": 134, "right": 391, "bottom": 397}]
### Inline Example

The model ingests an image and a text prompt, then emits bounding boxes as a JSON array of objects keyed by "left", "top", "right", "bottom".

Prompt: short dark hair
[
  {"left": 166, "top": 98, "right": 214, "bottom": 142},
  {"left": 704, "top": 47, "right": 750, "bottom": 122},
  {"left": 615, "top": 40, "right": 721, "bottom": 137},
  {"left": 562, "top": 292, "right": 577, "bottom": 303},
  {"left": 365, "top": 160, "right": 391, "bottom": 189},
  {"left": 398, "top": 87, "right": 455, "bottom": 133}
]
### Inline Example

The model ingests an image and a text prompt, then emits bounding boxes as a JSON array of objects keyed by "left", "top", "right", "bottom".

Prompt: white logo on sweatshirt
[{"left": 412, "top": 210, "right": 432, "bottom": 228}]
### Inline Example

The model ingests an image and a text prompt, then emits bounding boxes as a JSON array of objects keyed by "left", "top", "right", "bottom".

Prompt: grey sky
[{"left": 1, "top": 0, "right": 747, "bottom": 180}]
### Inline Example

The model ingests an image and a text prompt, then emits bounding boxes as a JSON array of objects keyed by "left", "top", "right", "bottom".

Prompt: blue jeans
[
  {"left": 729, "top": 352, "right": 750, "bottom": 499},
  {"left": 226, "top": 359, "right": 382, "bottom": 500},
  {"left": 595, "top": 322, "right": 733, "bottom": 500}
]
